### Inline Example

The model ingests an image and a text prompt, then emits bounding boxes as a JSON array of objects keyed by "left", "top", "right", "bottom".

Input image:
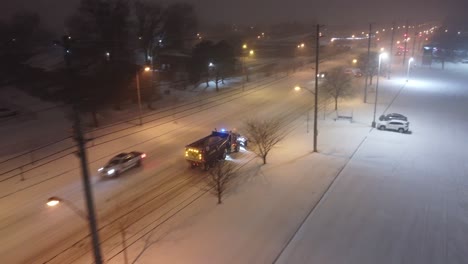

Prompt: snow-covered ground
[
  {"left": 276, "top": 62, "right": 468, "bottom": 264},
  {"left": 4, "top": 53, "right": 461, "bottom": 264}
]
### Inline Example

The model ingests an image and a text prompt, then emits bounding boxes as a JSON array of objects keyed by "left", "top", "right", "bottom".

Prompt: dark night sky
[{"left": 1, "top": 0, "right": 465, "bottom": 32}]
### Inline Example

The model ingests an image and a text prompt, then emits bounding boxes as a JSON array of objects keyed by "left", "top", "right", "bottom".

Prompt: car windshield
[{"left": 107, "top": 159, "right": 120, "bottom": 166}]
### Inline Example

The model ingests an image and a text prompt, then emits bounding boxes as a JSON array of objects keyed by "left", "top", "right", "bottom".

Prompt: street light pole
[
  {"left": 242, "top": 44, "right": 247, "bottom": 91},
  {"left": 364, "top": 23, "right": 372, "bottom": 103},
  {"left": 313, "top": 23, "right": 321, "bottom": 153},
  {"left": 411, "top": 32, "right": 417, "bottom": 58},
  {"left": 406, "top": 57, "right": 414, "bottom": 82},
  {"left": 403, "top": 20, "right": 409, "bottom": 66},
  {"left": 47, "top": 197, "right": 88, "bottom": 220},
  {"left": 135, "top": 67, "right": 149, "bottom": 126},
  {"left": 135, "top": 71, "right": 143, "bottom": 126},
  {"left": 372, "top": 53, "right": 387, "bottom": 128},
  {"left": 388, "top": 21, "right": 395, "bottom": 80}
]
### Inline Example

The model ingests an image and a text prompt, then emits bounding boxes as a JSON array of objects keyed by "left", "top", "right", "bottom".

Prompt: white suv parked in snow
[{"left": 377, "top": 119, "right": 409, "bottom": 133}]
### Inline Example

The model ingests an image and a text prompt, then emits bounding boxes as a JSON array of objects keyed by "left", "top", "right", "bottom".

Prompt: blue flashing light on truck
[{"left": 185, "top": 129, "right": 247, "bottom": 170}]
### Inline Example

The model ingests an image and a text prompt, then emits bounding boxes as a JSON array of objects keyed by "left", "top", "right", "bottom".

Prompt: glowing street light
[
  {"left": 249, "top": 49, "right": 254, "bottom": 56},
  {"left": 371, "top": 52, "right": 388, "bottom": 128},
  {"left": 47, "top": 197, "right": 61, "bottom": 207},
  {"left": 352, "top": 59, "right": 358, "bottom": 64},
  {"left": 46, "top": 196, "right": 103, "bottom": 263},
  {"left": 294, "top": 85, "right": 301, "bottom": 91},
  {"left": 242, "top": 44, "right": 247, "bottom": 49}
]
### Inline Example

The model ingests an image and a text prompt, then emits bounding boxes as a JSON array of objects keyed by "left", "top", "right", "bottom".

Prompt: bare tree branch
[
  {"left": 322, "top": 67, "right": 353, "bottom": 111},
  {"left": 242, "top": 116, "right": 288, "bottom": 164},
  {"left": 206, "top": 161, "right": 237, "bottom": 204},
  {"left": 134, "top": 0, "right": 164, "bottom": 63}
]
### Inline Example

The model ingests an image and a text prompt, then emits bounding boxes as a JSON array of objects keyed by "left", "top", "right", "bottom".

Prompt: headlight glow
[{"left": 108, "top": 169, "right": 115, "bottom": 175}]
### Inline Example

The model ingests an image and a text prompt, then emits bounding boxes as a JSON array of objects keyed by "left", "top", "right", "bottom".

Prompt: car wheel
[
  {"left": 220, "top": 149, "right": 227, "bottom": 160},
  {"left": 379, "top": 125, "right": 386, "bottom": 130},
  {"left": 398, "top": 128, "right": 405, "bottom": 133}
]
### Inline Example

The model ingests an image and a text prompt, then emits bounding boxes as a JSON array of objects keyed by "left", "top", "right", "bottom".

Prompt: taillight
[{"left": 141, "top": 153, "right": 146, "bottom": 158}]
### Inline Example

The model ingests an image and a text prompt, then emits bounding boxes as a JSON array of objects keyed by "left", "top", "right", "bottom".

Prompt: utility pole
[
  {"left": 364, "top": 23, "right": 372, "bottom": 103},
  {"left": 73, "top": 108, "right": 103, "bottom": 264},
  {"left": 313, "top": 24, "right": 321, "bottom": 153},
  {"left": 57, "top": 35, "right": 103, "bottom": 264},
  {"left": 403, "top": 20, "right": 409, "bottom": 65},
  {"left": 388, "top": 21, "right": 396, "bottom": 79},
  {"left": 411, "top": 31, "right": 417, "bottom": 58}
]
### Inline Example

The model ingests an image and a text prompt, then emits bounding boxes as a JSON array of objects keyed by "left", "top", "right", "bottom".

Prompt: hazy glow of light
[{"left": 47, "top": 198, "right": 61, "bottom": 207}]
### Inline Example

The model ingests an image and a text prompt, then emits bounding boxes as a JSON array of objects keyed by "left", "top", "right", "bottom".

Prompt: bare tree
[
  {"left": 322, "top": 67, "right": 353, "bottom": 111},
  {"left": 162, "top": 3, "right": 198, "bottom": 49},
  {"left": 134, "top": 0, "right": 164, "bottom": 64},
  {"left": 243, "top": 116, "right": 288, "bottom": 165},
  {"left": 358, "top": 51, "right": 379, "bottom": 85},
  {"left": 206, "top": 161, "right": 237, "bottom": 204}
]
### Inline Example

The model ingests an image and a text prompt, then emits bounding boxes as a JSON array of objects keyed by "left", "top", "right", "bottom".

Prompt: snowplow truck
[{"left": 185, "top": 130, "right": 242, "bottom": 170}]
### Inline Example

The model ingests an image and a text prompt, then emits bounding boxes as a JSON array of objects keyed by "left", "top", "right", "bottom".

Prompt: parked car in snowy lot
[
  {"left": 379, "top": 113, "right": 408, "bottom": 121},
  {"left": 98, "top": 152, "right": 146, "bottom": 177},
  {"left": 377, "top": 119, "right": 409, "bottom": 133}
]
